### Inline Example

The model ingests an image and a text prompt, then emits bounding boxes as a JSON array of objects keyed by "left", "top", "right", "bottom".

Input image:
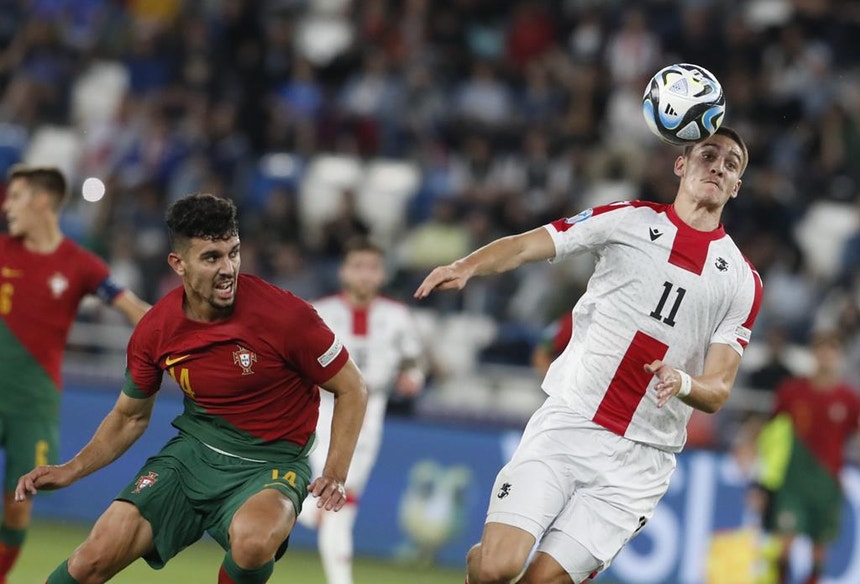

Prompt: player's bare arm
[
  {"left": 646, "top": 343, "right": 741, "bottom": 412},
  {"left": 414, "top": 227, "right": 556, "bottom": 299},
  {"left": 112, "top": 289, "right": 151, "bottom": 325},
  {"left": 15, "top": 392, "right": 155, "bottom": 501},
  {"left": 310, "top": 357, "right": 367, "bottom": 512}
]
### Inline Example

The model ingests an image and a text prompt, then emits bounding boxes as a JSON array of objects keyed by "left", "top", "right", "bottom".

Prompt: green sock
[
  {"left": 46, "top": 560, "right": 82, "bottom": 584},
  {"left": 0, "top": 524, "right": 25, "bottom": 547},
  {"left": 221, "top": 550, "right": 273, "bottom": 584}
]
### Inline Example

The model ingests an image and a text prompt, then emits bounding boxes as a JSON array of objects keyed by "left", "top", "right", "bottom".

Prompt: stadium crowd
[{"left": 0, "top": 0, "right": 858, "bottom": 440}]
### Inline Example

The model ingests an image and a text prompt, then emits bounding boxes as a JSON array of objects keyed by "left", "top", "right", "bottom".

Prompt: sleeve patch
[
  {"left": 551, "top": 208, "right": 593, "bottom": 232},
  {"left": 317, "top": 336, "right": 344, "bottom": 367},
  {"left": 735, "top": 325, "right": 752, "bottom": 343}
]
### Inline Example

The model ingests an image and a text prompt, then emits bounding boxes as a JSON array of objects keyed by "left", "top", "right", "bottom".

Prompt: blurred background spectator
[{"left": 2, "top": 0, "right": 858, "bottom": 446}]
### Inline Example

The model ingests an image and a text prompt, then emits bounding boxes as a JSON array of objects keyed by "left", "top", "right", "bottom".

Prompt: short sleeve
[
  {"left": 78, "top": 248, "right": 112, "bottom": 296},
  {"left": 122, "top": 316, "right": 163, "bottom": 398},
  {"left": 711, "top": 260, "right": 763, "bottom": 356},
  {"left": 544, "top": 203, "right": 632, "bottom": 262},
  {"left": 397, "top": 307, "right": 424, "bottom": 362},
  {"left": 285, "top": 302, "right": 350, "bottom": 384}
]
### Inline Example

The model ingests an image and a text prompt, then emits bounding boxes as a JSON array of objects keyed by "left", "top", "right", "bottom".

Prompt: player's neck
[
  {"left": 21, "top": 221, "right": 63, "bottom": 253},
  {"left": 811, "top": 369, "right": 840, "bottom": 389},
  {"left": 343, "top": 291, "right": 375, "bottom": 308},
  {"left": 671, "top": 200, "right": 722, "bottom": 232},
  {"left": 183, "top": 296, "right": 233, "bottom": 323}
]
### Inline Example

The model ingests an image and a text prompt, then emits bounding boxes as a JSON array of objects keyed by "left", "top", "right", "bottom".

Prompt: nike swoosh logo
[
  {"left": 1, "top": 267, "right": 23, "bottom": 278},
  {"left": 164, "top": 354, "right": 191, "bottom": 367},
  {"left": 649, "top": 228, "right": 663, "bottom": 241}
]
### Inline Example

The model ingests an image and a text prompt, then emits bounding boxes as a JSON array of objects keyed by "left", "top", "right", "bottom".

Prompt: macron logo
[{"left": 649, "top": 227, "right": 663, "bottom": 241}]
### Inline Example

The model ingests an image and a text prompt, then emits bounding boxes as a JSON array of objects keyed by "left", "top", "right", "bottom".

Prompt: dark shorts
[
  {"left": 764, "top": 439, "right": 843, "bottom": 544},
  {"left": 116, "top": 433, "right": 311, "bottom": 569},
  {"left": 0, "top": 413, "right": 57, "bottom": 492}
]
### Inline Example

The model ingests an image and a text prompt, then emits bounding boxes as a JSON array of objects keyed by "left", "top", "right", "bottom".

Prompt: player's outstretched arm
[
  {"left": 112, "top": 289, "right": 152, "bottom": 326},
  {"left": 15, "top": 392, "right": 155, "bottom": 501},
  {"left": 413, "top": 227, "right": 556, "bottom": 299},
  {"left": 310, "top": 358, "right": 368, "bottom": 512},
  {"left": 645, "top": 343, "right": 742, "bottom": 412}
]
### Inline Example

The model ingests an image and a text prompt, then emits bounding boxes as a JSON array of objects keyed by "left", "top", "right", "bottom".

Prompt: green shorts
[
  {"left": 767, "top": 439, "right": 843, "bottom": 543},
  {"left": 0, "top": 413, "right": 57, "bottom": 492},
  {"left": 116, "top": 433, "right": 311, "bottom": 569}
]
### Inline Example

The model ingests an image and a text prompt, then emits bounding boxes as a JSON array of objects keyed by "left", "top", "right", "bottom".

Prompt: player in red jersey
[
  {"left": 15, "top": 193, "right": 368, "bottom": 584},
  {"left": 0, "top": 165, "right": 150, "bottom": 583},
  {"left": 415, "top": 127, "right": 763, "bottom": 584},
  {"left": 756, "top": 331, "right": 860, "bottom": 584}
]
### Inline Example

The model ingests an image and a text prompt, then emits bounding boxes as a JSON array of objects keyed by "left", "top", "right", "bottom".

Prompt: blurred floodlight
[{"left": 82, "top": 177, "right": 106, "bottom": 202}]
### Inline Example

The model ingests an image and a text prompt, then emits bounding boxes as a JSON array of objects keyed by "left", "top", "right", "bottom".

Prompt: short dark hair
[
  {"left": 166, "top": 193, "right": 239, "bottom": 251},
  {"left": 7, "top": 164, "right": 68, "bottom": 208},
  {"left": 343, "top": 236, "right": 383, "bottom": 258},
  {"left": 810, "top": 329, "right": 843, "bottom": 349},
  {"left": 683, "top": 126, "right": 749, "bottom": 176}
]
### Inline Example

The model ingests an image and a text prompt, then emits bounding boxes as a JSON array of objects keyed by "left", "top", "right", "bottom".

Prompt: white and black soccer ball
[{"left": 642, "top": 63, "right": 725, "bottom": 145}]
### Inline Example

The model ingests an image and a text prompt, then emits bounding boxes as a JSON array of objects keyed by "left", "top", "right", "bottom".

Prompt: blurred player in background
[
  {"left": 415, "top": 127, "right": 763, "bottom": 584},
  {"left": 0, "top": 165, "right": 150, "bottom": 583},
  {"left": 300, "top": 237, "right": 425, "bottom": 584},
  {"left": 530, "top": 311, "right": 573, "bottom": 376},
  {"left": 15, "top": 193, "right": 367, "bottom": 584},
  {"left": 755, "top": 330, "right": 860, "bottom": 584}
]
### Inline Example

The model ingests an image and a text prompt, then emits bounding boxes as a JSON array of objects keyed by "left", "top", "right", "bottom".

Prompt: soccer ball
[{"left": 642, "top": 63, "right": 725, "bottom": 145}]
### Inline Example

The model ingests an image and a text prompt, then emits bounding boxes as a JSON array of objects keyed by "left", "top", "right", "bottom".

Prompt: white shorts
[{"left": 486, "top": 396, "right": 675, "bottom": 573}]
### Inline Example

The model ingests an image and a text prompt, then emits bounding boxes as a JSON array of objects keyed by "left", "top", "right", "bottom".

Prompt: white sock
[
  {"left": 319, "top": 503, "right": 357, "bottom": 584},
  {"left": 296, "top": 496, "right": 321, "bottom": 530}
]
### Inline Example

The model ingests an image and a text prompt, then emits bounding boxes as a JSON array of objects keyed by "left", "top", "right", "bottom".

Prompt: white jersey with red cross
[
  {"left": 310, "top": 293, "right": 424, "bottom": 492},
  {"left": 541, "top": 201, "right": 762, "bottom": 452}
]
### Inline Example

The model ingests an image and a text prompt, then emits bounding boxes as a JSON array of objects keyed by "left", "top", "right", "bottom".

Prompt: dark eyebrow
[{"left": 701, "top": 143, "right": 742, "bottom": 162}]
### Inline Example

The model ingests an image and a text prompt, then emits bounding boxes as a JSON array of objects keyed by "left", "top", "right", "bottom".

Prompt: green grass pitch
[{"left": 13, "top": 520, "right": 465, "bottom": 583}]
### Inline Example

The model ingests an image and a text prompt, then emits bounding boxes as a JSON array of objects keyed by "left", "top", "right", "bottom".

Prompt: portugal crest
[
  {"left": 132, "top": 471, "right": 158, "bottom": 494},
  {"left": 233, "top": 345, "right": 257, "bottom": 375},
  {"left": 48, "top": 272, "right": 69, "bottom": 298}
]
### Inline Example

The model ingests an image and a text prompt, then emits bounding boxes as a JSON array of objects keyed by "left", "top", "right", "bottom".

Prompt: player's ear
[
  {"left": 673, "top": 155, "right": 685, "bottom": 178},
  {"left": 730, "top": 179, "right": 742, "bottom": 198},
  {"left": 167, "top": 252, "right": 186, "bottom": 276}
]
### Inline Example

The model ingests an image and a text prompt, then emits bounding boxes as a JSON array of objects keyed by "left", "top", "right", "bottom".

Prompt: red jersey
[
  {"left": 122, "top": 274, "right": 349, "bottom": 461},
  {"left": 775, "top": 377, "right": 860, "bottom": 478},
  {"left": 0, "top": 235, "right": 111, "bottom": 418}
]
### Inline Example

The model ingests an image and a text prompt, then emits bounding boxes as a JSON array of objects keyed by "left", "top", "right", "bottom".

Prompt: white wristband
[{"left": 676, "top": 369, "right": 692, "bottom": 398}]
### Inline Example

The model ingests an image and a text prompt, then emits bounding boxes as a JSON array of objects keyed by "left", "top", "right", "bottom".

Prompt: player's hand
[
  {"left": 644, "top": 360, "right": 681, "bottom": 408},
  {"left": 308, "top": 475, "right": 348, "bottom": 512},
  {"left": 413, "top": 265, "right": 469, "bottom": 299},
  {"left": 395, "top": 369, "right": 425, "bottom": 396},
  {"left": 14, "top": 464, "right": 77, "bottom": 502}
]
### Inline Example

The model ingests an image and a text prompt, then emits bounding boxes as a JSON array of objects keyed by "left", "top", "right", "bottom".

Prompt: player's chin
[{"left": 209, "top": 290, "right": 236, "bottom": 307}]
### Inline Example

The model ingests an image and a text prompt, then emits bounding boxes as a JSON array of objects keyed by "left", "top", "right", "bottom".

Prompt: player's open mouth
[{"left": 214, "top": 279, "right": 234, "bottom": 299}]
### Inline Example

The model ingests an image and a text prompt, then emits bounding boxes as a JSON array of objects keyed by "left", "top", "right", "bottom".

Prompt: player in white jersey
[
  {"left": 301, "top": 237, "right": 425, "bottom": 584},
  {"left": 415, "top": 127, "right": 763, "bottom": 584}
]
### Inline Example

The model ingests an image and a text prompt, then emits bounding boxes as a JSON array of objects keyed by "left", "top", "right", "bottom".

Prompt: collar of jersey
[{"left": 666, "top": 204, "right": 725, "bottom": 241}]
